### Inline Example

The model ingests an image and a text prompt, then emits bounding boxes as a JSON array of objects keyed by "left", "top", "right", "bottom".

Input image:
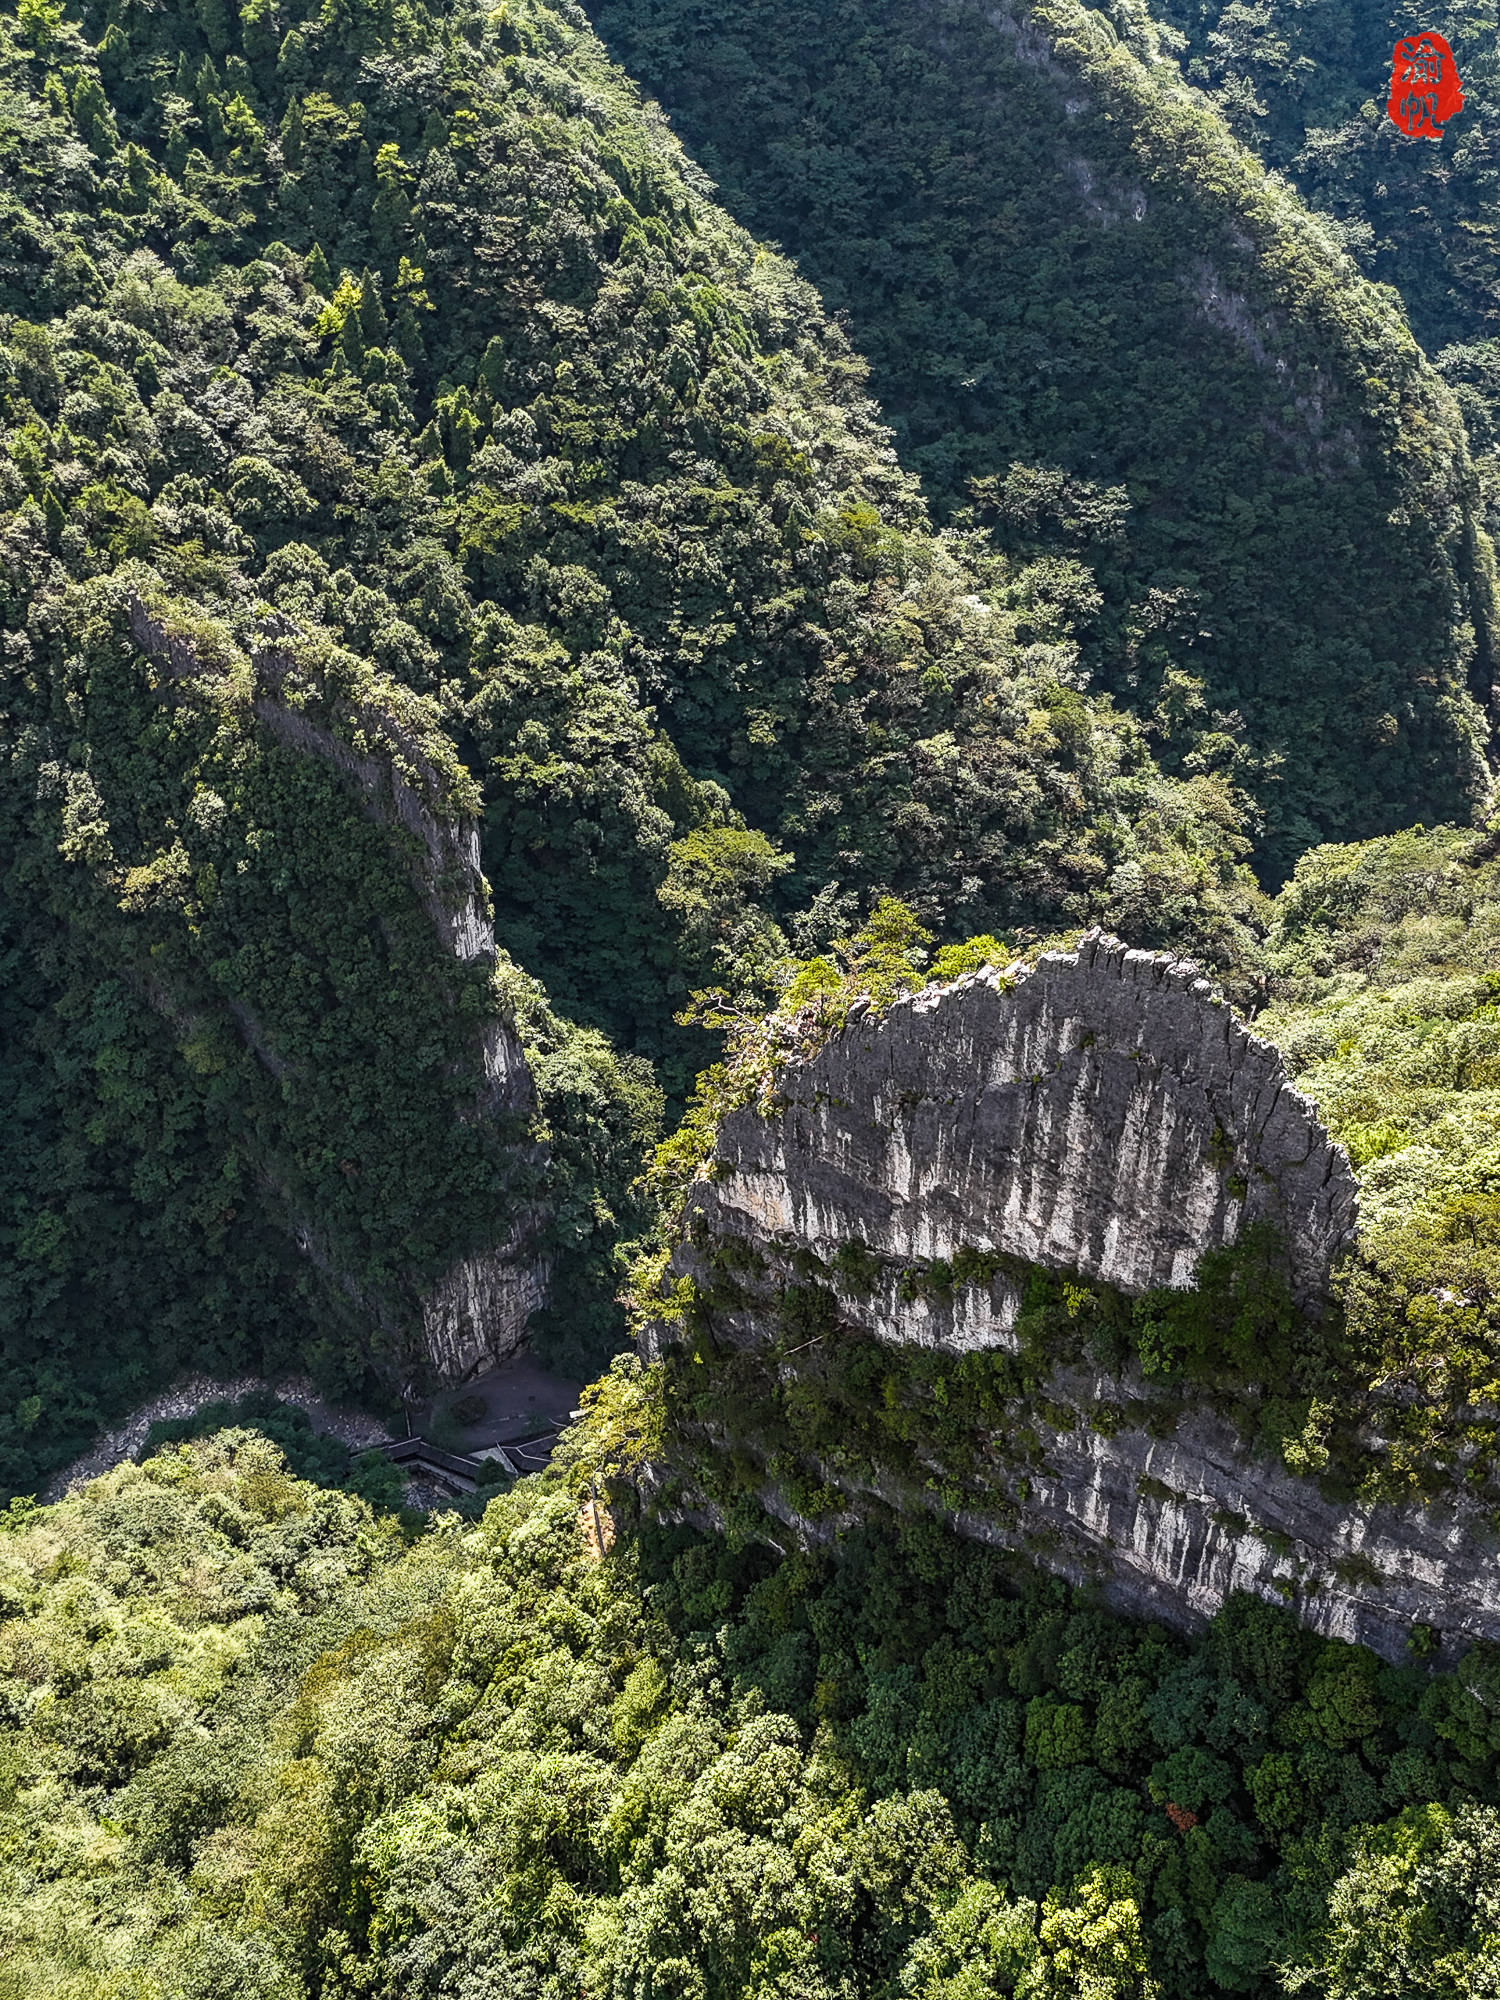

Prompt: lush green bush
[
  {"left": 1258, "top": 822, "right": 1500, "bottom": 1496},
  {"left": 141, "top": 1387, "right": 410, "bottom": 1510},
  {"left": 2, "top": 1409, "right": 1499, "bottom": 1998}
]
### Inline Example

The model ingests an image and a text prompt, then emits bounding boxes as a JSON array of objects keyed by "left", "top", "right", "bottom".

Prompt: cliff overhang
[{"left": 676, "top": 930, "right": 1358, "bottom": 1348}]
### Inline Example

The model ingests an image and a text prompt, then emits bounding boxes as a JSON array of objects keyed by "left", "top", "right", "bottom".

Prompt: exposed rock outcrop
[
  {"left": 422, "top": 1227, "right": 551, "bottom": 1383},
  {"left": 649, "top": 936, "right": 1500, "bottom": 1661},
  {"left": 722, "top": 1386, "right": 1500, "bottom": 1667},
  {"left": 689, "top": 931, "right": 1357, "bottom": 1340}
]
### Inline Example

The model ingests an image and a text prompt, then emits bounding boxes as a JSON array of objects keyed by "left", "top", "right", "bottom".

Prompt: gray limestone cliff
[
  {"left": 691, "top": 930, "right": 1357, "bottom": 1339},
  {"left": 651, "top": 935, "right": 1500, "bottom": 1662}
]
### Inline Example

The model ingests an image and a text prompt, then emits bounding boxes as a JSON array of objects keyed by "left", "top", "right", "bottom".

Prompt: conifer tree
[
  {"left": 195, "top": 0, "right": 230, "bottom": 56},
  {"left": 393, "top": 258, "right": 432, "bottom": 363},
  {"left": 241, "top": 0, "right": 280, "bottom": 76},
  {"left": 371, "top": 141, "right": 411, "bottom": 259},
  {"left": 357, "top": 269, "right": 389, "bottom": 348},
  {"left": 71, "top": 73, "right": 117, "bottom": 157},
  {"left": 276, "top": 26, "right": 308, "bottom": 84},
  {"left": 279, "top": 93, "right": 304, "bottom": 168},
  {"left": 97, "top": 19, "right": 129, "bottom": 79},
  {"left": 340, "top": 304, "right": 365, "bottom": 371}
]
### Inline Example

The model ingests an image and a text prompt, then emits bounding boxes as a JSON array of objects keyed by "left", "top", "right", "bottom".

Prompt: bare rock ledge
[{"left": 695, "top": 930, "right": 1357, "bottom": 1335}]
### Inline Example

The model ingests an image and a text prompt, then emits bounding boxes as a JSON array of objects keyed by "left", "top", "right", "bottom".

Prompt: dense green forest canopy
[
  {"left": 1156, "top": 0, "right": 1500, "bottom": 568},
  {"left": 1155, "top": 3, "right": 1500, "bottom": 380},
  {"left": 0, "top": 0, "right": 1275, "bottom": 1492},
  {"left": 1256, "top": 821, "right": 1500, "bottom": 1494},
  {"left": 2, "top": 0, "right": 1496, "bottom": 1492},
  {"left": 6, "top": 1410, "right": 1500, "bottom": 2000},
  {"left": 4, "top": 0, "right": 1500, "bottom": 1993},
  {"left": 587, "top": 0, "right": 1498, "bottom": 872}
]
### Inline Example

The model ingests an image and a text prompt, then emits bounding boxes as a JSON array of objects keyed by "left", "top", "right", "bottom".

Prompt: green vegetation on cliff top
[
  {"left": 638, "top": 823, "right": 1500, "bottom": 1514},
  {"left": 1260, "top": 821, "right": 1500, "bottom": 1493}
]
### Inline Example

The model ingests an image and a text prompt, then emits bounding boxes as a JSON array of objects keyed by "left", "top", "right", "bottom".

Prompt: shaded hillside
[
  {"left": 0, "top": 0, "right": 1260, "bottom": 1493},
  {"left": 1155, "top": 1, "right": 1500, "bottom": 369},
  {"left": 588, "top": 0, "right": 1497, "bottom": 871},
  {"left": 1155, "top": 0, "right": 1500, "bottom": 538}
]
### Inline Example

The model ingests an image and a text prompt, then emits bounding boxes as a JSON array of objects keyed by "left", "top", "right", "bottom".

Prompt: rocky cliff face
[
  {"left": 128, "top": 597, "right": 547, "bottom": 1379},
  {"left": 651, "top": 936, "right": 1500, "bottom": 1662},
  {"left": 721, "top": 1379, "right": 1500, "bottom": 1667},
  {"left": 691, "top": 932, "right": 1357, "bottom": 1335}
]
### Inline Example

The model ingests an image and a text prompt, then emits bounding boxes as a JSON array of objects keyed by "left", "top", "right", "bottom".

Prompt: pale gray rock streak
[{"left": 694, "top": 930, "right": 1356, "bottom": 1338}]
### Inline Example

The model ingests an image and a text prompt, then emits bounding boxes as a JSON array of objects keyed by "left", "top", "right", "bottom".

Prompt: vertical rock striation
[
  {"left": 689, "top": 930, "right": 1357, "bottom": 1343},
  {"left": 648, "top": 936, "right": 1500, "bottom": 1660}
]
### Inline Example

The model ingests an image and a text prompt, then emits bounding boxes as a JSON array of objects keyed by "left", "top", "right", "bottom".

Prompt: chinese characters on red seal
[{"left": 1387, "top": 32, "right": 1464, "bottom": 138}]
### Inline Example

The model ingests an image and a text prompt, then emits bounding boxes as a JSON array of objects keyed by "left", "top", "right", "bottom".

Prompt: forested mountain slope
[
  {"left": 588, "top": 0, "right": 1498, "bottom": 871},
  {"left": 1155, "top": 4, "right": 1499, "bottom": 384},
  {"left": 6, "top": 8, "right": 1500, "bottom": 1993},
  {"left": 1156, "top": 1, "right": 1500, "bottom": 538},
  {"left": 0, "top": 0, "right": 1263, "bottom": 1493}
]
